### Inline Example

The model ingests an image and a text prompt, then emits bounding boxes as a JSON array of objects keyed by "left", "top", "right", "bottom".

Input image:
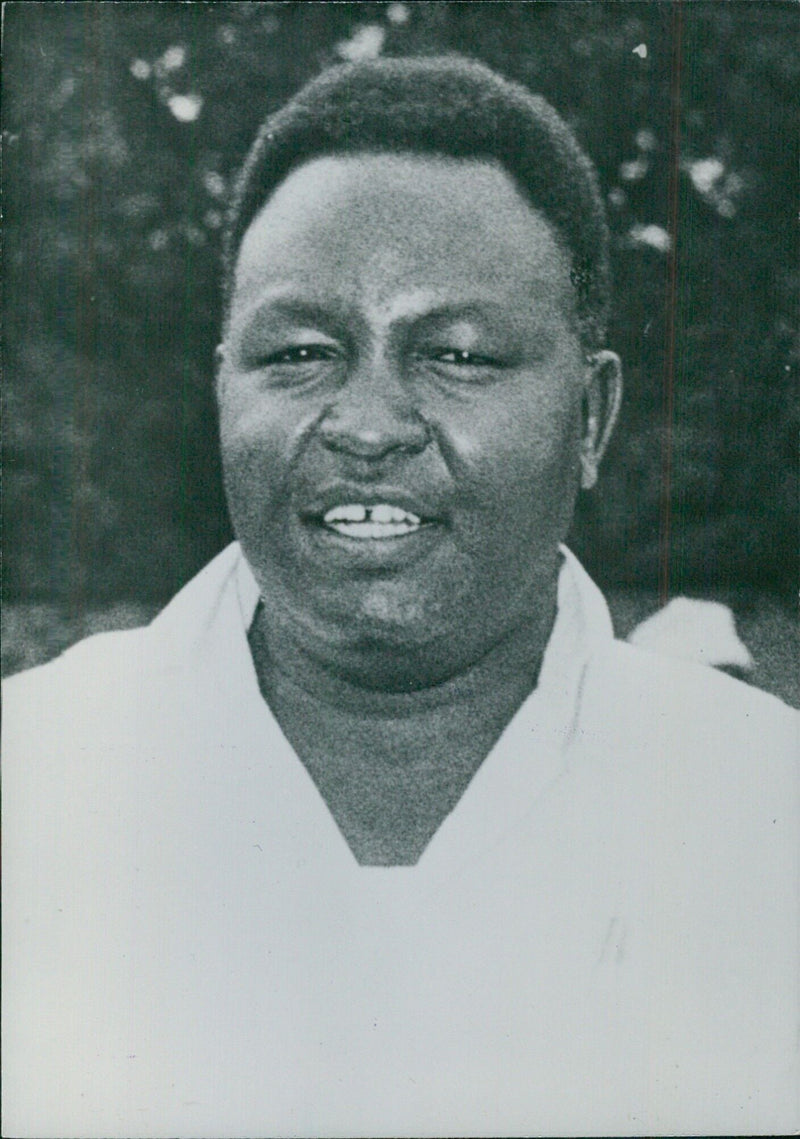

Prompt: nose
[{"left": 317, "top": 353, "right": 430, "bottom": 460}]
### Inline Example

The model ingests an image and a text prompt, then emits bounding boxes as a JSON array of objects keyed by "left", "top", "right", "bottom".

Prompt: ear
[{"left": 580, "top": 350, "right": 622, "bottom": 490}]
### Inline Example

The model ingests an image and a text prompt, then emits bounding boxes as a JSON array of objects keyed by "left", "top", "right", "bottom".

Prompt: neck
[{"left": 247, "top": 578, "right": 561, "bottom": 865}]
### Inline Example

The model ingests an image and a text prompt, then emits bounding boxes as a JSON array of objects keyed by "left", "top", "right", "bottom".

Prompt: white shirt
[{"left": 3, "top": 544, "right": 798, "bottom": 1137}]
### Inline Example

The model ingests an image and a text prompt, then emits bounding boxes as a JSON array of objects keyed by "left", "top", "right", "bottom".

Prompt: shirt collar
[
  {"left": 155, "top": 541, "right": 615, "bottom": 877},
  {"left": 155, "top": 541, "right": 613, "bottom": 706}
]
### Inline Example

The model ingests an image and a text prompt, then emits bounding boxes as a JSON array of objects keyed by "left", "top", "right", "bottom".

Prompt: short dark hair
[{"left": 223, "top": 55, "right": 611, "bottom": 348}]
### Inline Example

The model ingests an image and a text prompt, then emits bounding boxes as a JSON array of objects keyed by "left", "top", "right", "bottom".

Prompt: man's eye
[
  {"left": 261, "top": 345, "right": 338, "bottom": 366},
  {"left": 413, "top": 347, "right": 508, "bottom": 384},
  {"left": 435, "top": 349, "right": 499, "bottom": 366}
]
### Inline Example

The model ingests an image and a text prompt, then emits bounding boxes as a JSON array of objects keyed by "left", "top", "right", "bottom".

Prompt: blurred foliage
[{"left": 3, "top": 1, "right": 798, "bottom": 605}]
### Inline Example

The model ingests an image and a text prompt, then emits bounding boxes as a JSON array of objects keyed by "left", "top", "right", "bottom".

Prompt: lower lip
[{"left": 298, "top": 519, "right": 444, "bottom": 570}]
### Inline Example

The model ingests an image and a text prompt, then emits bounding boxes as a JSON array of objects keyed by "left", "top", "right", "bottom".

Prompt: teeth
[
  {"left": 370, "top": 504, "right": 420, "bottom": 524},
  {"left": 321, "top": 502, "right": 423, "bottom": 539},
  {"left": 323, "top": 503, "right": 420, "bottom": 525},
  {"left": 328, "top": 521, "right": 419, "bottom": 539},
  {"left": 324, "top": 504, "right": 367, "bottom": 523}
]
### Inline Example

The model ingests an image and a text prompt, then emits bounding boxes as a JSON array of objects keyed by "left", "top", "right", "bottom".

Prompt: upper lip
[{"left": 300, "top": 483, "right": 447, "bottom": 524}]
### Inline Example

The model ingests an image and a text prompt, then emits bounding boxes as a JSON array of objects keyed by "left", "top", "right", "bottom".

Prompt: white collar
[{"left": 153, "top": 541, "right": 615, "bottom": 878}]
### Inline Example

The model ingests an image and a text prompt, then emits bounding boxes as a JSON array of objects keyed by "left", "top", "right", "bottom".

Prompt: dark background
[{"left": 3, "top": 1, "right": 798, "bottom": 694}]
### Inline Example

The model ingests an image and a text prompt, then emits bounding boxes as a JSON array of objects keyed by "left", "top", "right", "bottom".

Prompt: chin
[
  {"left": 300, "top": 577, "right": 470, "bottom": 681},
  {"left": 325, "top": 584, "right": 448, "bottom": 650}
]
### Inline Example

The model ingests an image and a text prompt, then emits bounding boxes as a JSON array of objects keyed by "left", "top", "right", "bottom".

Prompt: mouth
[
  {"left": 301, "top": 484, "right": 444, "bottom": 540},
  {"left": 321, "top": 503, "right": 423, "bottom": 540},
  {"left": 297, "top": 487, "right": 446, "bottom": 569}
]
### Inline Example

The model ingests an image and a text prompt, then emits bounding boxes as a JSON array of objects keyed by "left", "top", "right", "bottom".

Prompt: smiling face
[{"left": 218, "top": 154, "right": 616, "bottom": 689}]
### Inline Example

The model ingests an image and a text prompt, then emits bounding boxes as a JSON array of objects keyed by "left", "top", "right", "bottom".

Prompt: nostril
[{"left": 318, "top": 414, "right": 431, "bottom": 459}]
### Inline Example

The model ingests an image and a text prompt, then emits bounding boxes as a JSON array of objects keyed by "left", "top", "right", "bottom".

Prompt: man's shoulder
[
  {"left": 2, "top": 544, "right": 251, "bottom": 766},
  {"left": 597, "top": 634, "right": 795, "bottom": 716},
  {"left": 581, "top": 635, "right": 797, "bottom": 776},
  {"left": 4, "top": 624, "right": 152, "bottom": 713},
  {"left": 3, "top": 544, "right": 247, "bottom": 706},
  {"left": 1, "top": 626, "right": 169, "bottom": 788},
  {"left": 572, "top": 639, "right": 797, "bottom": 954}
]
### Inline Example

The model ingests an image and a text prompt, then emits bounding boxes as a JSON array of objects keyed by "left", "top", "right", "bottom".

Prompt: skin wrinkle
[{"left": 219, "top": 153, "right": 621, "bottom": 864}]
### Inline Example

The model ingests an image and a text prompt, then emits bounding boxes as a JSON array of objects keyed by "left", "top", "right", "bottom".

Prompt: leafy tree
[{"left": 4, "top": 1, "right": 797, "bottom": 606}]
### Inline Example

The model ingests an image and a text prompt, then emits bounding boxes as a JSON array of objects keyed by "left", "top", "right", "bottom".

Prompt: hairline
[{"left": 220, "top": 56, "right": 611, "bottom": 352}]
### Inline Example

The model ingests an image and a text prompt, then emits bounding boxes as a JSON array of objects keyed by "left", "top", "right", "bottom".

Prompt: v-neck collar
[{"left": 171, "top": 542, "right": 613, "bottom": 886}]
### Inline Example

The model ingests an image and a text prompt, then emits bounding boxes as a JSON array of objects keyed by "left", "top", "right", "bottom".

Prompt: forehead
[{"left": 231, "top": 153, "right": 575, "bottom": 322}]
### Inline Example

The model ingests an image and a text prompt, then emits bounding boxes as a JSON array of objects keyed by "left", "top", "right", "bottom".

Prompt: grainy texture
[{"left": 3, "top": 1, "right": 797, "bottom": 606}]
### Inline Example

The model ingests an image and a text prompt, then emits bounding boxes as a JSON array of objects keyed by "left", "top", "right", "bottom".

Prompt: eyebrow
[
  {"left": 232, "top": 289, "right": 536, "bottom": 338},
  {"left": 235, "top": 293, "right": 348, "bottom": 334}
]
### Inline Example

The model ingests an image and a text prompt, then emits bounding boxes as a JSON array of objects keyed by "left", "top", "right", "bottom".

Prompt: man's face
[{"left": 219, "top": 154, "right": 602, "bottom": 686}]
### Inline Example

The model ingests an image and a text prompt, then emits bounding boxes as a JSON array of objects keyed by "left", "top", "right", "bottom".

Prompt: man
[{"left": 3, "top": 57, "right": 797, "bottom": 1136}]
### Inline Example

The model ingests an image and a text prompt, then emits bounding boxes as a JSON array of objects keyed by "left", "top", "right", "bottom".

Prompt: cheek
[
  {"left": 447, "top": 385, "right": 582, "bottom": 518},
  {"left": 218, "top": 385, "right": 298, "bottom": 526},
  {"left": 437, "top": 385, "right": 582, "bottom": 591}
]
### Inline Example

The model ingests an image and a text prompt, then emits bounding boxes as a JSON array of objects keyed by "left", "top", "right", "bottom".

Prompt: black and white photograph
[{"left": 2, "top": 2, "right": 798, "bottom": 1135}]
